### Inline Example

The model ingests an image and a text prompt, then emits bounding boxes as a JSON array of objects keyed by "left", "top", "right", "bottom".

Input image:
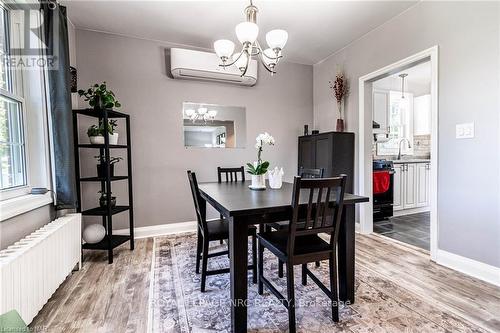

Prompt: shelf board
[
  {"left": 82, "top": 205, "right": 130, "bottom": 216},
  {"left": 73, "top": 108, "right": 128, "bottom": 118},
  {"left": 82, "top": 235, "right": 131, "bottom": 250},
  {"left": 78, "top": 144, "right": 128, "bottom": 149},
  {"left": 79, "top": 176, "right": 128, "bottom": 182}
]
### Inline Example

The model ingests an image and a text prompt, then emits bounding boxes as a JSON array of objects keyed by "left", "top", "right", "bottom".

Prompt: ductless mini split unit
[{"left": 170, "top": 48, "right": 258, "bottom": 86}]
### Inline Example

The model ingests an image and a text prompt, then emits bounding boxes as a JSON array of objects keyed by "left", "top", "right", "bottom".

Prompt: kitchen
[{"left": 372, "top": 61, "right": 432, "bottom": 250}]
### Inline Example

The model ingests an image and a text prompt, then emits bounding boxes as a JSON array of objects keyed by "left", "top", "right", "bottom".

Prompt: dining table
[{"left": 198, "top": 180, "right": 369, "bottom": 333}]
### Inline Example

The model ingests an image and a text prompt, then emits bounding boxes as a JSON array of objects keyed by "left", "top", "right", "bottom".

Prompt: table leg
[
  {"left": 338, "top": 204, "right": 355, "bottom": 304},
  {"left": 229, "top": 216, "right": 248, "bottom": 333}
]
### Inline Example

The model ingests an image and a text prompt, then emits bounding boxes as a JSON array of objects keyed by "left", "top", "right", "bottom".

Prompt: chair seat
[
  {"left": 269, "top": 221, "right": 306, "bottom": 230},
  {"left": 207, "top": 219, "right": 256, "bottom": 240},
  {"left": 257, "top": 231, "right": 331, "bottom": 258}
]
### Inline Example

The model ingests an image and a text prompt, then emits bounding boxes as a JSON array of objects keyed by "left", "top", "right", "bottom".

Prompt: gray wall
[
  {"left": 75, "top": 29, "right": 313, "bottom": 230},
  {"left": 313, "top": 1, "right": 500, "bottom": 267},
  {"left": 0, "top": 206, "right": 56, "bottom": 250}
]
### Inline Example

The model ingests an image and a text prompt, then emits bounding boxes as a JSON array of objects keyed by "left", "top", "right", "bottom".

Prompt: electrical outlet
[{"left": 456, "top": 122, "right": 474, "bottom": 139}]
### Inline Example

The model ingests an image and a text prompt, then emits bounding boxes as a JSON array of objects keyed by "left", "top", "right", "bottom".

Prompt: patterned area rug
[{"left": 151, "top": 233, "right": 485, "bottom": 333}]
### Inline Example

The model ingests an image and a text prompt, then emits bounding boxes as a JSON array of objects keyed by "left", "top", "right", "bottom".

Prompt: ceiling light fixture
[
  {"left": 213, "top": 0, "right": 288, "bottom": 76},
  {"left": 185, "top": 108, "right": 217, "bottom": 123},
  {"left": 399, "top": 73, "right": 408, "bottom": 99}
]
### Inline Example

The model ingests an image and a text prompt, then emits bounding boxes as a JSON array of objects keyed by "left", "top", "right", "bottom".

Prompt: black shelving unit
[{"left": 73, "top": 108, "right": 134, "bottom": 264}]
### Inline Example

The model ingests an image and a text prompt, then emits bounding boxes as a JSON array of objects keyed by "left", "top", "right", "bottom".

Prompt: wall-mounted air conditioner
[{"left": 170, "top": 48, "right": 257, "bottom": 87}]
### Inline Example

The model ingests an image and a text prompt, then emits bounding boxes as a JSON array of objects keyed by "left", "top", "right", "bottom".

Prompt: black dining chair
[
  {"left": 257, "top": 175, "right": 347, "bottom": 333},
  {"left": 270, "top": 167, "right": 325, "bottom": 276},
  {"left": 187, "top": 171, "right": 257, "bottom": 292},
  {"left": 217, "top": 166, "right": 245, "bottom": 183}
]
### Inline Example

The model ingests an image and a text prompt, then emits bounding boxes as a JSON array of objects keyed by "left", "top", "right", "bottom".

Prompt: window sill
[{"left": 0, "top": 192, "right": 53, "bottom": 222}]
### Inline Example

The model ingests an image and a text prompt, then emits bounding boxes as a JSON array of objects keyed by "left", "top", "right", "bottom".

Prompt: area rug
[{"left": 150, "top": 233, "right": 485, "bottom": 333}]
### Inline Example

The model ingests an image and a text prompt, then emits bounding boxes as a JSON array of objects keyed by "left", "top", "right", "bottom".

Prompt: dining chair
[
  {"left": 187, "top": 170, "right": 257, "bottom": 291},
  {"left": 217, "top": 166, "right": 246, "bottom": 243},
  {"left": 217, "top": 166, "right": 245, "bottom": 183},
  {"left": 257, "top": 175, "right": 347, "bottom": 333},
  {"left": 270, "top": 167, "right": 325, "bottom": 276}
]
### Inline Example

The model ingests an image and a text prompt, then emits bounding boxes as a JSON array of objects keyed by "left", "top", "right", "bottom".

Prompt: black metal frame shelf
[
  {"left": 79, "top": 176, "right": 128, "bottom": 182},
  {"left": 82, "top": 235, "right": 130, "bottom": 250},
  {"left": 73, "top": 108, "right": 135, "bottom": 264}
]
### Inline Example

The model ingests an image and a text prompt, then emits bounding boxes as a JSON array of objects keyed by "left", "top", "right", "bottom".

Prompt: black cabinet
[{"left": 298, "top": 132, "right": 354, "bottom": 192}]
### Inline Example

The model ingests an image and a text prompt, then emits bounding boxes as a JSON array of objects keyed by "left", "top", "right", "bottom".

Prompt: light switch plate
[{"left": 456, "top": 122, "right": 474, "bottom": 139}]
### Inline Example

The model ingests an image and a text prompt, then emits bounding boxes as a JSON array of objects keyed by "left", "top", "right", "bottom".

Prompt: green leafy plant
[
  {"left": 78, "top": 82, "right": 121, "bottom": 109},
  {"left": 246, "top": 132, "right": 275, "bottom": 175},
  {"left": 87, "top": 125, "right": 101, "bottom": 137},
  {"left": 94, "top": 155, "right": 123, "bottom": 165},
  {"left": 86, "top": 119, "right": 118, "bottom": 138}
]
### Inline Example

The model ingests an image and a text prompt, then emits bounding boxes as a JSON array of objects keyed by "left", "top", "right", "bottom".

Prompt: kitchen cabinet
[
  {"left": 393, "top": 164, "right": 404, "bottom": 210},
  {"left": 298, "top": 132, "right": 354, "bottom": 192},
  {"left": 416, "top": 163, "right": 431, "bottom": 207},
  {"left": 373, "top": 90, "right": 389, "bottom": 131},
  {"left": 393, "top": 162, "right": 430, "bottom": 212}
]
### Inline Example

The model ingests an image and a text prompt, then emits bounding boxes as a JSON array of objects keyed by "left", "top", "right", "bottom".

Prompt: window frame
[
  {"left": 0, "top": 3, "right": 29, "bottom": 198},
  {"left": 376, "top": 90, "right": 414, "bottom": 156},
  {"left": 0, "top": 2, "right": 52, "bottom": 205}
]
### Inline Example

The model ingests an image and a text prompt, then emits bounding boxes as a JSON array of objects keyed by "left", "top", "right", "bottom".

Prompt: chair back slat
[
  {"left": 217, "top": 166, "right": 245, "bottom": 183},
  {"left": 187, "top": 171, "right": 208, "bottom": 235},
  {"left": 288, "top": 175, "right": 347, "bottom": 255},
  {"left": 299, "top": 167, "right": 325, "bottom": 179}
]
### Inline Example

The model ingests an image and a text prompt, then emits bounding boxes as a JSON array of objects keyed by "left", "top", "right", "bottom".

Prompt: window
[
  {"left": 0, "top": 4, "right": 27, "bottom": 191},
  {"left": 377, "top": 91, "right": 414, "bottom": 156}
]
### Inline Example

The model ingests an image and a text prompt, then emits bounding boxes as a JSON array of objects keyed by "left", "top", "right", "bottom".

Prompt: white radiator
[{"left": 0, "top": 213, "right": 81, "bottom": 324}]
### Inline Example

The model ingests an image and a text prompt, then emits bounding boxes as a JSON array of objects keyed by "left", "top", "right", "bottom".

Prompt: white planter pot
[
  {"left": 109, "top": 132, "right": 119, "bottom": 145},
  {"left": 250, "top": 174, "right": 266, "bottom": 189},
  {"left": 89, "top": 136, "right": 104, "bottom": 145}
]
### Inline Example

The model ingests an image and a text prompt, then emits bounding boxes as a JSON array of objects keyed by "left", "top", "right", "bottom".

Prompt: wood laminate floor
[{"left": 30, "top": 234, "right": 500, "bottom": 333}]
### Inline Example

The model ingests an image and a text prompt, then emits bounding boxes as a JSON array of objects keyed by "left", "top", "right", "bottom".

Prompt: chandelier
[
  {"left": 213, "top": 0, "right": 288, "bottom": 76},
  {"left": 184, "top": 107, "right": 217, "bottom": 123}
]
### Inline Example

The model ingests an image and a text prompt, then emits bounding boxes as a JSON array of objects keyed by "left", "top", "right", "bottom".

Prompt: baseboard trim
[
  {"left": 114, "top": 221, "right": 197, "bottom": 239},
  {"left": 393, "top": 207, "right": 430, "bottom": 217},
  {"left": 436, "top": 249, "right": 500, "bottom": 287}
]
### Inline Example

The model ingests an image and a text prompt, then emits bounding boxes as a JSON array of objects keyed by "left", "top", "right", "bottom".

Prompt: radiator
[{"left": 0, "top": 213, "right": 81, "bottom": 324}]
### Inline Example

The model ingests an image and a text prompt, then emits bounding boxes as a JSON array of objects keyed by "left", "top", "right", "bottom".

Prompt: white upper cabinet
[
  {"left": 373, "top": 89, "right": 389, "bottom": 131},
  {"left": 414, "top": 94, "right": 431, "bottom": 135}
]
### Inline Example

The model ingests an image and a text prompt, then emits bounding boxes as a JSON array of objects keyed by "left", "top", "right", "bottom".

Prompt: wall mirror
[{"left": 183, "top": 102, "right": 246, "bottom": 148}]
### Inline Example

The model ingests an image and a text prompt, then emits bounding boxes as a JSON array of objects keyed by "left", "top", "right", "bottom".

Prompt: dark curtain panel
[{"left": 40, "top": 3, "right": 77, "bottom": 209}]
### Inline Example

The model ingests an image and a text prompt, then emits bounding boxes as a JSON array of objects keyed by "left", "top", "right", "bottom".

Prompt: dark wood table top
[{"left": 198, "top": 181, "right": 369, "bottom": 217}]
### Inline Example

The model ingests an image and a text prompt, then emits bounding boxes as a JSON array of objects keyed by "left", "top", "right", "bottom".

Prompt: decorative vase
[
  {"left": 83, "top": 224, "right": 106, "bottom": 244},
  {"left": 96, "top": 163, "right": 114, "bottom": 178},
  {"left": 250, "top": 174, "right": 266, "bottom": 190},
  {"left": 109, "top": 132, "right": 119, "bottom": 145},
  {"left": 89, "top": 135, "right": 104, "bottom": 144},
  {"left": 99, "top": 195, "right": 116, "bottom": 208},
  {"left": 336, "top": 119, "right": 345, "bottom": 132}
]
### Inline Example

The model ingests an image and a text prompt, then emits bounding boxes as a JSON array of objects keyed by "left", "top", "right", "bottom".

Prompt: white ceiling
[{"left": 63, "top": 0, "right": 418, "bottom": 65}]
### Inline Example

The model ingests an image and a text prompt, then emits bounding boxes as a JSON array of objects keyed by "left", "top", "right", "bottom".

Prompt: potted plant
[
  {"left": 78, "top": 82, "right": 121, "bottom": 110},
  {"left": 87, "top": 119, "right": 119, "bottom": 145},
  {"left": 329, "top": 71, "right": 348, "bottom": 132},
  {"left": 98, "top": 190, "right": 116, "bottom": 208},
  {"left": 95, "top": 155, "right": 123, "bottom": 178},
  {"left": 87, "top": 124, "right": 104, "bottom": 144},
  {"left": 246, "top": 132, "right": 275, "bottom": 190}
]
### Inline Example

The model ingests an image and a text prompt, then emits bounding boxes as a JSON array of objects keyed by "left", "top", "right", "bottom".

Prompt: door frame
[{"left": 358, "top": 46, "right": 439, "bottom": 260}]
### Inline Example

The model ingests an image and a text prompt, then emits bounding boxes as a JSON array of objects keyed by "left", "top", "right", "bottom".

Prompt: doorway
[{"left": 358, "top": 47, "right": 438, "bottom": 260}]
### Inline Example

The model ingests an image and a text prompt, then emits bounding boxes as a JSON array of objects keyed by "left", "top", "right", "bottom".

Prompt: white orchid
[
  {"left": 248, "top": 132, "right": 276, "bottom": 176},
  {"left": 255, "top": 132, "right": 275, "bottom": 147}
]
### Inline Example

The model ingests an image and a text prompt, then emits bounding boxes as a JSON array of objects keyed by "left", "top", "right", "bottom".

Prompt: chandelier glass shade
[
  {"left": 185, "top": 107, "right": 217, "bottom": 123},
  {"left": 214, "top": 0, "right": 288, "bottom": 76}
]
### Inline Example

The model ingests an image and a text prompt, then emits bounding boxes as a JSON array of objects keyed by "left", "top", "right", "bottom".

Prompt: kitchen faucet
[{"left": 397, "top": 138, "right": 412, "bottom": 160}]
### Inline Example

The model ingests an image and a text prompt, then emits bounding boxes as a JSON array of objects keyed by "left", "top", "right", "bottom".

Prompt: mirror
[{"left": 183, "top": 102, "right": 246, "bottom": 148}]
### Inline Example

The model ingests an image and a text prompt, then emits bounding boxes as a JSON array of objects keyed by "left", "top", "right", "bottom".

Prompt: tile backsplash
[{"left": 373, "top": 134, "right": 431, "bottom": 159}]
